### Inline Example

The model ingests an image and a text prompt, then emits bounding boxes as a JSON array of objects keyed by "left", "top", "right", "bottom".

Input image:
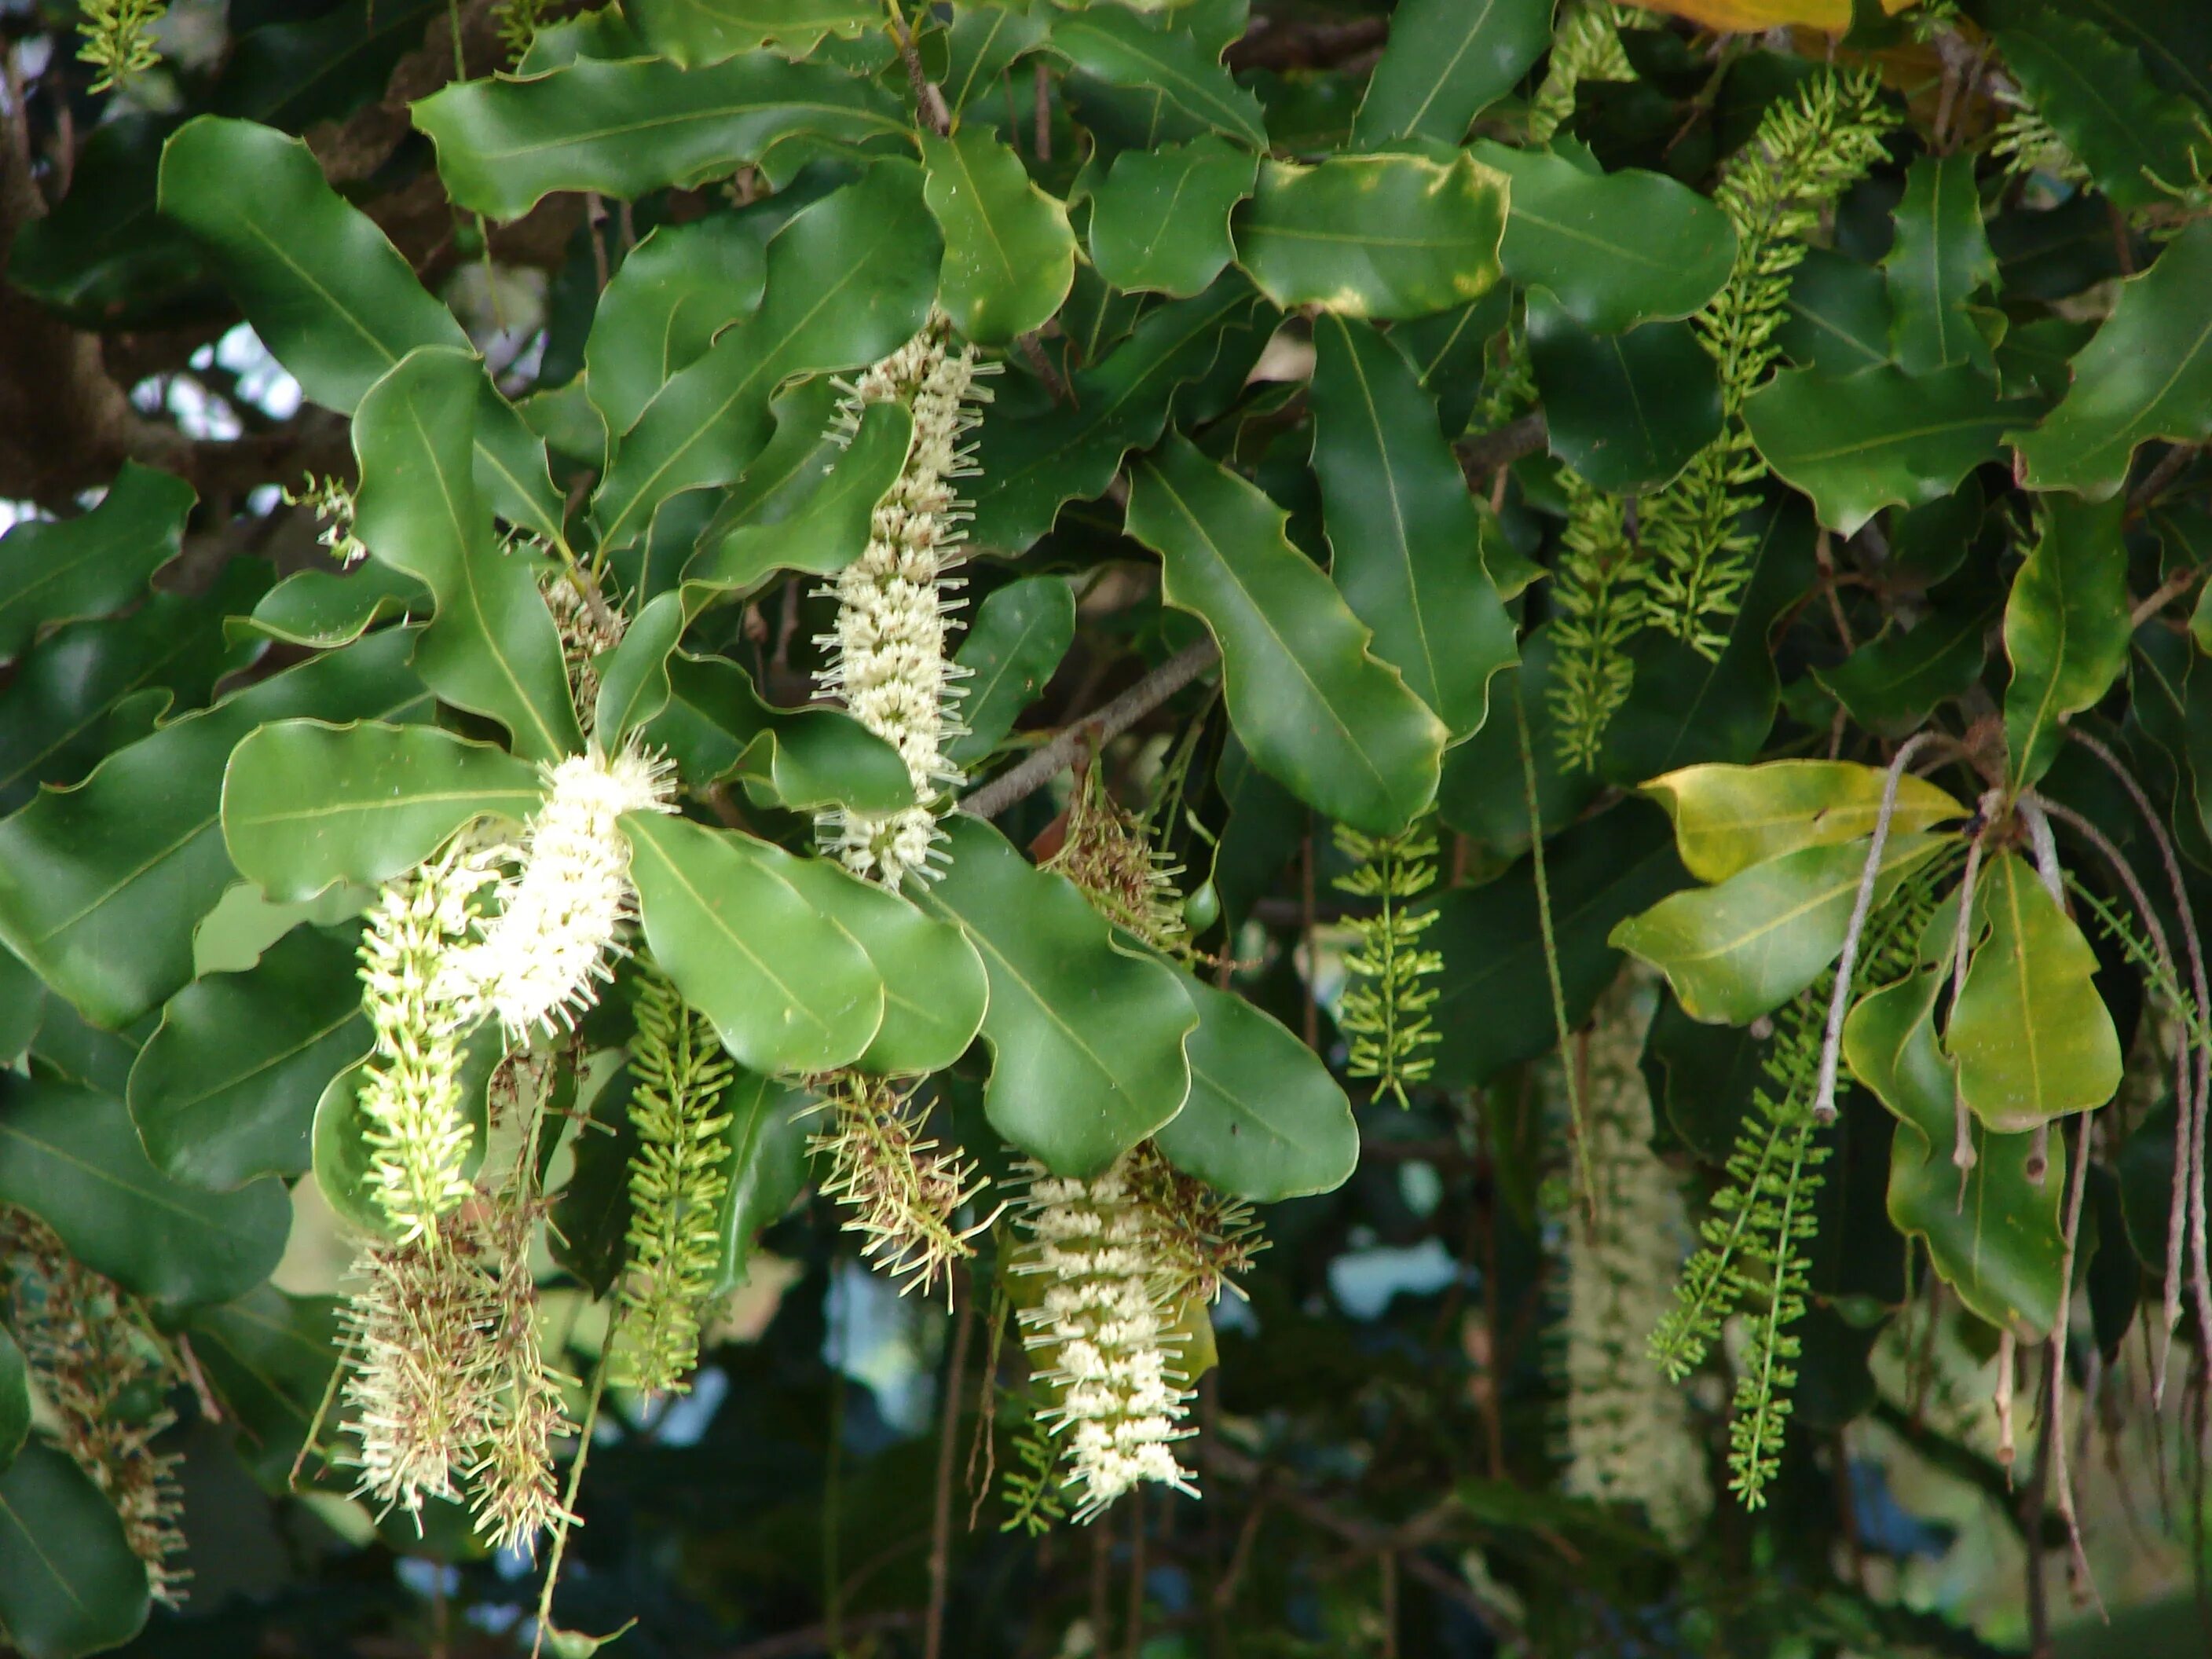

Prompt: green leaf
[
  {"left": 0, "top": 628, "right": 425, "bottom": 1031},
  {"left": 548, "top": 1068, "right": 636, "bottom": 1298},
  {"left": 0, "top": 463, "right": 194, "bottom": 660},
  {"left": 0, "top": 1077, "right": 291, "bottom": 1312},
  {"left": 920, "top": 126, "right": 1077, "bottom": 345},
  {"left": 1610, "top": 833, "right": 1949, "bottom": 1025},
  {"left": 241, "top": 563, "right": 427, "bottom": 651},
  {"left": 1233, "top": 151, "right": 1507, "bottom": 320},
  {"left": 412, "top": 54, "right": 904, "bottom": 222},
  {"left": 1155, "top": 980, "right": 1356, "bottom": 1202},
  {"left": 624, "top": 812, "right": 885, "bottom": 1074},
  {"left": 944, "top": 5, "right": 1052, "bottom": 117},
  {"left": 1527, "top": 299, "right": 1722, "bottom": 494},
  {"left": 585, "top": 216, "right": 767, "bottom": 440},
  {"left": 1641, "top": 760, "right": 1966, "bottom": 884},
  {"left": 918, "top": 816, "right": 1196, "bottom": 1176},
  {"left": 2010, "top": 222, "right": 2212, "bottom": 500},
  {"left": 1948, "top": 851, "right": 2122, "bottom": 1133},
  {"left": 1815, "top": 595, "right": 1998, "bottom": 741},
  {"left": 1882, "top": 153, "right": 1998, "bottom": 375},
  {"left": 0, "top": 1445, "right": 150, "bottom": 1659},
  {"left": 1776, "top": 247, "right": 1893, "bottom": 377},
  {"left": 1086, "top": 136, "right": 1258, "bottom": 298},
  {"left": 1471, "top": 141, "right": 1738, "bottom": 334},
  {"left": 1046, "top": 7, "right": 1266, "bottom": 146},
  {"left": 628, "top": 0, "right": 876, "bottom": 65},
  {"left": 128, "top": 924, "right": 368, "bottom": 1190},
  {"left": 353, "top": 347, "right": 584, "bottom": 763},
  {"left": 709, "top": 1067, "right": 812, "bottom": 1295},
  {"left": 1744, "top": 364, "right": 2036, "bottom": 537},
  {"left": 0, "top": 1327, "right": 25, "bottom": 1474},
  {"left": 1309, "top": 315, "right": 1516, "bottom": 739},
  {"left": 1844, "top": 962, "right": 2064, "bottom": 1338},
  {"left": 222, "top": 719, "right": 544, "bottom": 902},
  {"left": 1126, "top": 434, "right": 1445, "bottom": 834},
  {"left": 643, "top": 651, "right": 914, "bottom": 811},
  {"left": 187, "top": 1288, "right": 344, "bottom": 1491},
  {"left": 595, "top": 591, "right": 687, "bottom": 745},
  {"left": 1351, "top": 0, "right": 1552, "bottom": 146},
  {"left": 211, "top": 0, "right": 445, "bottom": 134},
  {"left": 592, "top": 162, "right": 939, "bottom": 552},
  {"left": 5, "top": 114, "right": 209, "bottom": 329},
  {"left": 945, "top": 577, "right": 1076, "bottom": 769},
  {"left": 968, "top": 274, "right": 1272, "bottom": 554},
  {"left": 2001, "top": 493, "right": 2130, "bottom": 792}
]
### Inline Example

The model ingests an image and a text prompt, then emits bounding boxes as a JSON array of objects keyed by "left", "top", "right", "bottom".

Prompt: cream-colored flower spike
[
  {"left": 467, "top": 745, "right": 676, "bottom": 1045},
  {"left": 1015, "top": 1155, "right": 1199, "bottom": 1522},
  {"left": 815, "top": 313, "right": 993, "bottom": 892}
]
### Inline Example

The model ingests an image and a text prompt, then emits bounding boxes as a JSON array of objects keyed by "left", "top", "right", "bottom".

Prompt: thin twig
[
  {"left": 924, "top": 1270, "right": 975, "bottom": 1659},
  {"left": 1949, "top": 792, "right": 2003, "bottom": 1183},
  {"left": 884, "top": 0, "right": 951, "bottom": 135},
  {"left": 2049, "top": 1111, "right": 2107, "bottom": 1623},
  {"left": 2130, "top": 563, "right": 2203, "bottom": 629},
  {"left": 531, "top": 1345, "right": 612, "bottom": 1659},
  {"left": 1514, "top": 680, "right": 1594, "bottom": 1223},
  {"left": 959, "top": 639, "right": 1221, "bottom": 819},
  {"left": 2126, "top": 442, "right": 2202, "bottom": 520},
  {"left": 1454, "top": 412, "right": 1547, "bottom": 485},
  {"left": 2015, "top": 794, "right": 2065, "bottom": 906}
]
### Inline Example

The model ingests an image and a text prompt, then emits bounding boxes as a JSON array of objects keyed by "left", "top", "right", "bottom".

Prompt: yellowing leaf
[
  {"left": 1642, "top": 0, "right": 1914, "bottom": 27},
  {"left": 1643, "top": 760, "right": 1965, "bottom": 884}
]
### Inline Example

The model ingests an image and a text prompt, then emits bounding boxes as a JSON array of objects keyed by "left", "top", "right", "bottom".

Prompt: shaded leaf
[
  {"left": 1776, "top": 246, "right": 1892, "bottom": 376},
  {"left": 921, "top": 126, "right": 1076, "bottom": 345},
  {"left": 1046, "top": 7, "right": 1265, "bottom": 146},
  {"left": 0, "top": 1328, "right": 23, "bottom": 1474},
  {"left": 1352, "top": 0, "right": 1552, "bottom": 146},
  {"left": 0, "top": 1445, "right": 149, "bottom": 1659},
  {"left": 709, "top": 1067, "right": 813, "bottom": 1295},
  {"left": 1155, "top": 979, "right": 1357, "bottom": 1202},
  {"left": 6, "top": 115, "right": 209, "bottom": 329},
  {"left": 2002, "top": 493, "right": 2130, "bottom": 792},
  {"left": 0, "top": 463, "right": 194, "bottom": 661},
  {"left": 946, "top": 577, "right": 1076, "bottom": 769},
  {"left": 1817, "top": 595, "right": 1998, "bottom": 741},
  {"left": 1882, "top": 152, "right": 1998, "bottom": 375},
  {"left": 1528, "top": 299, "right": 1722, "bottom": 494},
  {"left": 188, "top": 1287, "right": 344, "bottom": 1489}
]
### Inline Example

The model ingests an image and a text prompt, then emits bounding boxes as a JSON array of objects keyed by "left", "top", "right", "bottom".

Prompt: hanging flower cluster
[
  {"left": 811, "top": 1072, "right": 995, "bottom": 1300},
  {"left": 815, "top": 313, "right": 992, "bottom": 892}
]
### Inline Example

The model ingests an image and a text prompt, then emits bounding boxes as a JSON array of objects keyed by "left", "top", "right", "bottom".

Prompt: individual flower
[{"left": 814, "top": 314, "right": 993, "bottom": 892}]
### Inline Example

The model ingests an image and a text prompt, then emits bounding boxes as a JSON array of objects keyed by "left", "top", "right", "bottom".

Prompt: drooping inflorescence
[
  {"left": 1042, "top": 767, "right": 1190, "bottom": 958},
  {"left": 1332, "top": 811, "right": 1445, "bottom": 1108},
  {"left": 814, "top": 313, "right": 994, "bottom": 892},
  {"left": 811, "top": 1073, "right": 995, "bottom": 1300}
]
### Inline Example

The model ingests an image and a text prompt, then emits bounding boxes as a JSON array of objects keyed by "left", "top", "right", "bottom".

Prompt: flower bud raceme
[
  {"left": 815, "top": 315, "right": 993, "bottom": 892},
  {"left": 468, "top": 745, "right": 676, "bottom": 1046}
]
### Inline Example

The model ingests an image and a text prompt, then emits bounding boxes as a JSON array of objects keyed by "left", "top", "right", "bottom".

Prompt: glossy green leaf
[
  {"left": 1528, "top": 299, "right": 1722, "bottom": 494},
  {"left": 1086, "top": 136, "right": 1258, "bottom": 298},
  {"left": 709, "top": 1066, "right": 814, "bottom": 1295},
  {"left": 128, "top": 924, "right": 367, "bottom": 1189},
  {"left": 1352, "top": 0, "right": 1551, "bottom": 145},
  {"left": 353, "top": 348, "right": 583, "bottom": 762},
  {"left": 946, "top": 577, "right": 1076, "bottom": 768},
  {"left": 1046, "top": 7, "right": 1266, "bottom": 146},
  {"left": 0, "top": 1077, "right": 291, "bottom": 1311},
  {"left": 0, "top": 1328, "right": 23, "bottom": 1476},
  {"left": 1642, "top": 760, "right": 1966, "bottom": 884},
  {"left": 28, "top": 1001, "right": 145, "bottom": 1101},
  {"left": 1233, "top": 152, "right": 1507, "bottom": 320},
  {"left": 1745, "top": 364, "right": 2035, "bottom": 537},
  {"left": 586, "top": 216, "right": 767, "bottom": 440},
  {"left": 944, "top": 5, "right": 1052, "bottom": 116},
  {"left": 188, "top": 1287, "right": 344, "bottom": 1490},
  {"left": 1815, "top": 595, "right": 1998, "bottom": 741},
  {"left": 1155, "top": 980, "right": 1357, "bottom": 1202},
  {"left": 241, "top": 563, "right": 427, "bottom": 651},
  {"left": 2011, "top": 222, "right": 2212, "bottom": 500},
  {"left": 917, "top": 815, "right": 1196, "bottom": 1176},
  {"left": 0, "top": 1444, "right": 150, "bottom": 1659},
  {"left": 629, "top": 0, "right": 875, "bottom": 65},
  {"left": 921, "top": 126, "right": 1076, "bottom": 344},
  {"left": 223, "top": 719, "right": 544, "bottom": 902},
  {"left": 2002, "top": 493, "right": 2130, "bottom": 792},
  {"left": 1948, "top": 851, "right": 2122, "bottom": 1133},
  {"left": 412, "top": 54, "right": 904, "bottom": 222},
  {"left": 1126, "top": 434, "right": 1446, "bottom": 834},
  {"left": 968, "top": 275, "right": 1272, "bottom": 554},
  {"left": 0, "top": 463, "right": 194, "bottom": 661},
  {"left": 644, "top": 651, "right": 914, "bottom": 811},
  {"left": 624, "top": 811, "right": 885, "bottom": 1075},
  {"left": 1776, "top": 246, "right": 1893, "bottom": 376},
  {"left": 1309, "top": 315, "right": 1516, "bottom": 739},
  {"left": 1473, "top": 141, "right": 1737, "bottom": 334},
  {"left": 592, "top": 163, "right": 939, "bottom": 552},
  {"left": 212, "top": 0, "right": 445, "bottom": 133},
  {"left": 595, "top": 591, "right": 687, "bottom": 745},
  {"left": 0, "top": 628, "right": 425, "bottom": 1031},
  {"left": 1610, "top": 833, "right": 1947, "bottom": 1024},
  {"left": 1882, "top": 153, "right": 1998, "bottom": 375},
  {"left": 1844, "top": 963, "right": 2064, "bottom": 1338}
]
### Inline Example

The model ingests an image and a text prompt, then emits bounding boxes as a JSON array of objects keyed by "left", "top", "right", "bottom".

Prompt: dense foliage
[{"left": 2, "top": 0, "right": 2212, "bottom": 1655}]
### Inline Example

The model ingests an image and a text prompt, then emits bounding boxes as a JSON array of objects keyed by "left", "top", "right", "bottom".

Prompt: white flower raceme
[
  {"left": 1555, "top": 970, "right": 1712, "bottom": 1546},
  {"left": 357, "top": 834, "right": 503, "bottom": 1243},
  {"left": 815, "top": 315, "right": 992, "bottom": 892},
  {"left": 1015, "top": 1156, "right": 1198, "bottom": 1522},
  {"left": 467, "top": 745, "right": 675, "bottom": 1045}
]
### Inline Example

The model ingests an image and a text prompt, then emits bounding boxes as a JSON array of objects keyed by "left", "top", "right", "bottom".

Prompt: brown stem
[
  {"left": 922, "top": 1269, "right": 975, "bottom": 1659},
  {"left": 1454, "top": 412, "right": 1547, "bottom": 485},
  {"left": 2048, "top": 1111, "right": 2106, "bottom": 1621}
]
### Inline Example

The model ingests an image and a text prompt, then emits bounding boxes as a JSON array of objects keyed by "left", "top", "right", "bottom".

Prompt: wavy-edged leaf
[
  {"left": 1155, "top": 980, "right": 1356, "bottom": 1202},
  {"left": 920, "top": 126, "right": 1076, "bottom": 345},
  {"left": 595, "top": 591, "right": 687, "bottom": 745},
  {"left": 240, "top": 562, "right": 427, "bottom": 651},
  {"left": 585, "top": 216, "right": 767, "bottom": 440},
  {"left": 1642, "top": 760, "right": 1966, "bottom": 884},
  {"left": 1233, "top": 151, "right": 1507, "bottom": 320},
  {"left": 1046, "top": 7, "right": 1265, "bottom": 147},
  {"left": 1816, "top": 595, "right": 1998, "bottom": 742},
  {"left": 2002, "top": 493, "right": 2129, "bottom": 791},
  {"left": 353, "top": 347, "right": 582, "bottom": 762},
  {"left": 1948, "top": 851, "right": 2122, "bottom": 1133},
  {"left": 2010, "top": 222, "right": 2212, "bottom": 500},
  {"left": 1309, "top": 315, "right": 1514, "bottom": 740},
  {"left": 1527, "top": 298, "right": 1722, "bottom": 494},
  {"left": 0, "top": 1076, "right": 291, "bottom": 1311},
  {"left": 1352, "top": 0, "right": 1551, "bottom": 146},
  {"left": 0, "top": 463, "right": 193, "bottom": 660},
  {"left": 1472, "top": 141, "right": 1737, "bottom": 334},
  {"left": 946, "top": 577, "right": 1076, "bottom": 769},
  {"left": 1127, "top": 434, "right": 1445, "bottom": 834},
  {"left": 127, "top": 924, "right": 367, "bottom": 1190},
  {"left": 1086, "top": 136, "right": 1257, "bottom": 298},
  {"left": 628, "top": 0, "right": 875, "bottom": 65},
  {"left": 1776, "top": 246, "right": 1893, "bottom": 376},
  {"left": 624, "top": 811, "right": 885, "bottom": 1075},
  {"left": 944, "top": 4, "right": 1052, "bottom": 118},
  {"left": 1610, "top": 833, "right": 1948, "bottom": 1024},
  {"left": 919, "top": 816, "right": 1195, "bottom": 1176},
  {"left": 412, "top": 53, "right": 904, "bottom": 222},
  {"left": 0, "top": 1444, "right": 150, "bottom": 1659},
  {"left": 1883, "top": 152, "right": 1998, "bottom": 375},
  {"left": 643, "top": 651, "right": 913, "bottom": 811},
  {"left": 0, "top": 628, "right": 424, "bottom": 1031}
]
